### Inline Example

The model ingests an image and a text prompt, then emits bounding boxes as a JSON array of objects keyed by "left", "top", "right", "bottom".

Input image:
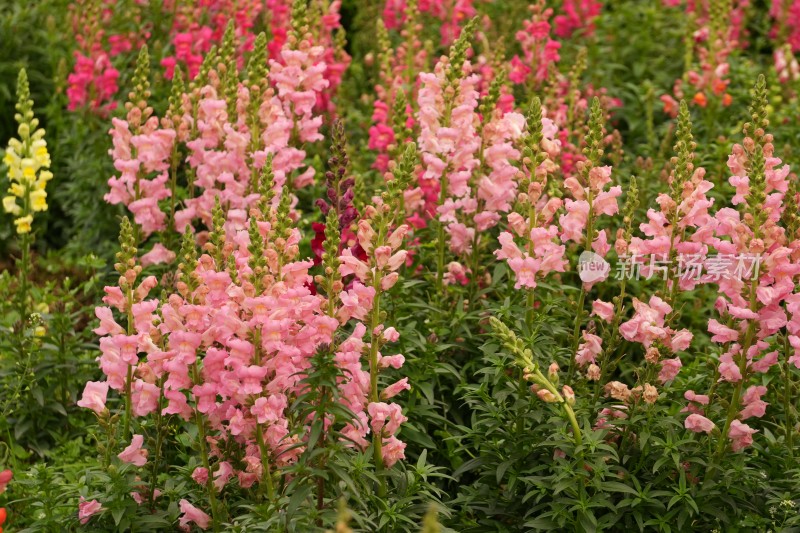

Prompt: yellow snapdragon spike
[{"left": 3, "top": 68, "right": 51, "bottom": 234}]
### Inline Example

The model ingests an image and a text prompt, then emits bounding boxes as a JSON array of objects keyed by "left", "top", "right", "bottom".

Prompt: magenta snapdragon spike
[
  {"left": 66, "top": 0, "right": 149, "bottom": 114},
  {"left": 369, "top": 5, "right": 427, "bottom": 174},
  {"left": 769, "top": 0, "right": 800, "bottom": 53},
  {"left": 553, "top": 0, "right": 602, "bottom": 39},
  {"left": 160, "top": 0, "right": 265, "bottom": 79},
  {"left": 509, "top": 1, "right": 561, "bottom": 86},
  {"left": 383, "top": 0, "right": 476, "bottom": 46}
]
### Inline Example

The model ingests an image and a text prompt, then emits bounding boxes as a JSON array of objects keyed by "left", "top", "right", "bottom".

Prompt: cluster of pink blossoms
[
  {"left": 560, "top": 164, "right": 622, "bottom": 283},
  {"left": 415, "top": 53, "right": 541, "bottom": 276},
  {"left": 616, "top": 296, "right": 691, "bottom": 382},
  {"left": 770, "top": 0, "right": 800, "bottom": 53},
  {"left": 680, "top": 86, "right": 798, "bottom": 452},
  {"left": 107, "top": 33, "right": 329, "bottom": 241},
  {"left": 494, "top": 110, "right": 567, "bottom": 290},
  {"left": 106, "top": 102, "right": 176, "bottom": 239},
  {"left": 509, "top": 2, "right": 561, "bottom": 86},
  {"left": 627, "top": 172, "right": 715, "bottom": 288},
  {"left": 161, "top": 0, "right": 265, "bottom": 79},
  {"left": 416, "top": 57, "right": 481, "bottom": 252},
  {"left": 382, "top": 0, "right": 476, "bottom": 46},
  {"left": 66, "top": 0, "right": 149, "bottom": 112},
  {"left": 79, "top": 189, "right": 412, "bottom": 523},
  {"left": 553, "top": 0, "right": 602, "bottom": 39}
]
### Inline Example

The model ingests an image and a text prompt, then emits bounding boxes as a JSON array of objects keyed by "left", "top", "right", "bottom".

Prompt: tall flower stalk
[{"left": 3, "top": 69, "right": 53, "bottom": 323}]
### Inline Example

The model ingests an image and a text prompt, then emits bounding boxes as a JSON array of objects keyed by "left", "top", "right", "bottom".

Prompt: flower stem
[{"left": 192, "top": 364, "right": 220, "bottom": 531}]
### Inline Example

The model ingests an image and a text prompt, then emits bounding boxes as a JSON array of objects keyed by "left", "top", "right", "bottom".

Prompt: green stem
[
  {"left": 148, "top": 378, "right": 166, "bottom": 509},
  {"left": 192, "top": 364, "right": 220, "bottom": 531},
  {"left": 783, "top": 335, "right": 795, "bottom": 456},
  {"left": 713, "top": 319, "right": 756, "bottom": 461},
  {"left": 368, "top": 281, "right": 386, "bottom": 496},
  {"left": 566, "top": 287, "right": 587, "bottom": 383},
  {"left": 435, "top": 169, "right": 449, "bottom": 292},
  {"left": 122, "top": 284, "right": 135, "bottom": 441},
  {"left": 567, "top": 185, "right": 595, "bottom": 384},
  {"left": 255, "top": 424, "right": 276, "bottom": 502}
]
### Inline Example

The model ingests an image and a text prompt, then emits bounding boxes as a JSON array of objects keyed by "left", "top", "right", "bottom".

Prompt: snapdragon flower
[{"left": 3, "top": 70, "right": 53, "bottom": 235}]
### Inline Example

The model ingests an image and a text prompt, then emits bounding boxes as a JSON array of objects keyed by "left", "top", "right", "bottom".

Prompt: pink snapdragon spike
[
  {"left": 691, "top": 76, "right": 797, "bottom": 453},
  {"left": 338, "top": 214, "right": 411, "bottom": 466},
  {"left": 417, "top": 57, "right": 480, "bottom": 243},
  {"left": 494, "top": 100, "right": 566, "bottom": 291},
  {"left": 509, "top": 2, "right": 561, "bottom": 86},
  {"left": 558, "top": 100, "right": 621, "bottom": 290},
  {"left": 627, "top": 102, "right": 714, "bottom": 292}
]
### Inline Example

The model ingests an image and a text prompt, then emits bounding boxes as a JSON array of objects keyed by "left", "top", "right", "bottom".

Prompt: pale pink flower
[
  {"left": 78, "top": 381, "right": 110, "bottom": 414},
  {"left": 728, "top": 420, "right": 757, "bottom": 451},
  {"left": 179, "top": 499, "right": 212, "bottom": 530},
  {"left": 658, "top": 357, "right": 682, "bottom": 384},
  {"left": 382, "top": 435, "right": 406, "bottom": 468},
  {"left": 685, "top": 413, "right": 715, "bottom": 433},
  {"left": 78, "top": 497, "right": 103, "bottom": 525},
  {"left": 118, "top": 434, "right": 148, "bottom": 467},
  {"left": 591, "top": 300, "right": 615, "bottom": 322}
]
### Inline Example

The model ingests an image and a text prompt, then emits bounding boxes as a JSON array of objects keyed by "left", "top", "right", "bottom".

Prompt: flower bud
[
  {"left": 536, "top": 388, "right": 558, "bottom": 403},
  {"left": 562, "top": 385, "right": 575, "bottom": 405},
  {"left": 548, "top": 362, "right": 560, "bottom": 383}
]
